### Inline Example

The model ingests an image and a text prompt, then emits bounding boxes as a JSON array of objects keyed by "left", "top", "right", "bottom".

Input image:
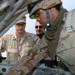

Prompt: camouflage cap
[
  {"left": 28, "top": 0, "right": 62, "bottom": 19},
  {"left": 16, "top": 16, "right": 26, "bottom": 24}
]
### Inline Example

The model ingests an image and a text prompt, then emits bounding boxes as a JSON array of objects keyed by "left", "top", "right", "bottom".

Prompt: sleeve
[
  {"left": 0, "top": 36, "right": 6, "bottom": 52},
  {"left": 7, "top": 38, "right": 48, "bottom": 75}
]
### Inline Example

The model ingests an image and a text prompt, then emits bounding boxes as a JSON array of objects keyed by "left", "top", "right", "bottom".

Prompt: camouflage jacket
[
  {"left": 0, "top": 31, "right": 43, "bottom": 62},
  {"left": 5, "top": 31, "right": 50, "bottom": 75}
]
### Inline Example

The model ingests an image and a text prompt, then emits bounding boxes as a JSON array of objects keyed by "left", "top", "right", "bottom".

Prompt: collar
[
  {"left": 12, "top": 31, "right": 26, "bottom": 40},
  {"left": 37, "top": 33, "right": 44, "bottom": 39}
]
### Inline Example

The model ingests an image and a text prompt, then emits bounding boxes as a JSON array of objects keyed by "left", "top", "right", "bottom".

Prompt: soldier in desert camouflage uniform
[
  {"left": 0, "top": 16, "right": 39, "bottom": 63},
  {"left": 27, "top": 0, "right": 75, "bottom": 74}
]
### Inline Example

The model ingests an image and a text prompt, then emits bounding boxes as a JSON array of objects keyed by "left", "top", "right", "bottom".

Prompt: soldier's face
[
  {"left": 35, "top": 9, "right": 55, "bottom": 25},
  {"left": 15, "top": 23, "right": 26, "bottom": 34},
  {"left": 35, "top": 21, "right": 44, "bottom": 35},
  {"left": 35, "top": 10, "right": 47, "bottom": 26}
]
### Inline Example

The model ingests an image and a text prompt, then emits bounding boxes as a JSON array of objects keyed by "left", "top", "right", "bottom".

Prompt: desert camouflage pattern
[
  {"left": 57, "top": 9, "right": 75, "bottom": 72},
  {"left": 6, "top": 33, "right": 49, "bottom": 75},
  {"left": 28, "top": 0, "right": 62, "bottom": 19},
  {"left": 5, "top": 32, "right": 72, "bottom": 75},
  {"left": 0, "top": 31, "right": 40, "bottom": 62}
]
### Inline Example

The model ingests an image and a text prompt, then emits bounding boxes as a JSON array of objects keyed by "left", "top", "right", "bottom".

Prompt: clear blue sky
[{"left": 6, "top": 0, "right": 75, "bottom": 34}]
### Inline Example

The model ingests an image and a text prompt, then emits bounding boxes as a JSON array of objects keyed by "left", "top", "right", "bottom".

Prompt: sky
[
  {"left": 5, "top": 0, "right": 75, "bottom": 35},
  {"left": 1, "top": 0, "right": 75, "bottom": 57}
]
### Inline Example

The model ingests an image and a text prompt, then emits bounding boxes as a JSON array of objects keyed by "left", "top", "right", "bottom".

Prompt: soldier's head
[
  {"left": 35, "top": 20, "right": 45, "bottom": 35},
  {"left": 15, "top": 16, "right": 26, "bottom": 34},
  {"left": 28, "top": 0, "right": 62, "bottom": 25}
]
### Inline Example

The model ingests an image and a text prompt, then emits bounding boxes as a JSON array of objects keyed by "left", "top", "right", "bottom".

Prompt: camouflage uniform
[
  {"left": 57, "top": 9, "right": 75, "bottom": 72},
  {"left": 5, "top": 31, "right": 50, "bottom": 75},
  {"left": 0, "top": 31, "right": 40, "bottom": 62},
  {"left": 27, "top": 0, "right": 75, "bottom": 73},
  {"left": 32, "top": 10, "right": 75, "bottom": 75},
  {"left": 6, "top": 32, "right": 71, "bottom": 75}
]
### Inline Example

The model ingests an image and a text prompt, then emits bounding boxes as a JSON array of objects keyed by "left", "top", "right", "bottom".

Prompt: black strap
[
  {"left": 26, "top": 60, "right": 54, "bottom": 75},
  {"left": 46, "top": 9, "right": 51, "bottom": 27}
]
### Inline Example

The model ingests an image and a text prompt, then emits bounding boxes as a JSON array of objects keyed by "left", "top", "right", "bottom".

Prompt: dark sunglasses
[{"left": 35, "top": 26, "right": 43, "bottom": 29}]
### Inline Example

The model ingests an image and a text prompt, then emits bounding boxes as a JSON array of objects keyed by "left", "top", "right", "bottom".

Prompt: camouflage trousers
[{"left": 32, "top": 64, "right": 71, "bottom": 75}]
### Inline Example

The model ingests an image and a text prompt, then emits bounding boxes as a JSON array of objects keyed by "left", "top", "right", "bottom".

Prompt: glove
[
  {"left": 52, "top": 60, "right": 58, "bottom": 66},
  {"left": 0, "top": 55, "right": 2, "bottom": 63},
  {"left": 45, "top": 60, "right": 54, "bottom": 68},
  {"left": 0, "top": 55, "right": 6, "bottom": 63}
]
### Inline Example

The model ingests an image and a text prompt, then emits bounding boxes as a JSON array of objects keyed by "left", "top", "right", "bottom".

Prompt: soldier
[
  {"left": 35, "top": 20, "right": 59, "bottom": 67},
  {"left": 27, "top": 0, "right": 75, "bottom": 73},
  {"left": 0, "top": 16, "right": 39, "bottom": 63}
]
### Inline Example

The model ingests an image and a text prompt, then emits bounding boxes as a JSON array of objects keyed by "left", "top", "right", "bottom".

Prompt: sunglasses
[
  {"left": 34, "top": 9, "right": 42, "bottom": 18},
  {"left": 35, "top": 26, "right": 43, "bottom": 29}
]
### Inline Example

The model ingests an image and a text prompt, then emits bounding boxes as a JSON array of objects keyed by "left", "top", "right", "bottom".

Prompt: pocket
[
  {"left": 22, "top": 44, "right": 32, "bottom": 56},
  {"left": 7, "top": 48, "right": 17, "bottom": 53},
  {"left": 57, "top": 31, "right": 75, "bottom": 52},
  {"left": 7, "top": 49, "right": 18, "bottom": 61}
]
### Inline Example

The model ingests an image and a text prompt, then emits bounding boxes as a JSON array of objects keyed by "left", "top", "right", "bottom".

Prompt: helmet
[{"left": 27, "top": 0, "right": 62, "bottom": 19}]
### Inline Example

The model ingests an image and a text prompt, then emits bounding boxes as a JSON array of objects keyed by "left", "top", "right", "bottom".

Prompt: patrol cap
[
  {"left": 16, "top": 16, "right": 26, "bottom": 25},
  {"left": 27, "top": 0, "right": 62, "bottom": 19}
]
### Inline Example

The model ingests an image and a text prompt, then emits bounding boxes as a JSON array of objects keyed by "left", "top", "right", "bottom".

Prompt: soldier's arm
[
  {"left": 7, "top": 40, "right": 48, "bottom": 75},
  {"left": 0, "top": 36, "right": 6, "bottom": 52}
]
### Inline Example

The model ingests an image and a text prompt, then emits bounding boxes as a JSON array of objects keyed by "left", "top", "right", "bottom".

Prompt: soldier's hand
[
  {"left": 45, "top": 60, "right": 54, "bottom": 68},
  {"left": 0, "top": 55, "right": 6, "bottom": 63},
  {"left": 0, "top": 55, "right": 2, "bottom": 63}
]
